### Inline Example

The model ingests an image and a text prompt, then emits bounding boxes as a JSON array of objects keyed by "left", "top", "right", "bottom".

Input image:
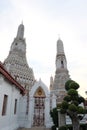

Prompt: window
[
  {"left": 14, "top": 99, "right": 17, "bottom": 114},
  {"left": 2, "top": 95, "right": 8, "bottom": 116},
  {"left": 15, "top": 43, "right": 18, "bottom": 45},
  {"left": 61, "top": 60, "right": 64, "bottom": 68}
]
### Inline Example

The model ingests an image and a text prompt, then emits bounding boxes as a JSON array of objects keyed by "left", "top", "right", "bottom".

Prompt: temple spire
[
  {"left": 56, "top": 38, "right": 67, "bottom": 70},
  {"left": 50, "top": 75, "right": 53, "bottom": 90},
  {"left": 17, "top": 23, "right": 24, "bottom": 39},
  {"left": 57, "top": 38, "right": 64, "bottom": 55}
]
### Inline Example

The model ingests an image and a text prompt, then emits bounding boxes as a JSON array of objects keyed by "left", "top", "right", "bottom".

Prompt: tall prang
[
  {"left": 50, "top": 38, "right": 70, "bottom": 103},
  {"left": 4, "top": 23, "right": 35, "bottom": 89}
]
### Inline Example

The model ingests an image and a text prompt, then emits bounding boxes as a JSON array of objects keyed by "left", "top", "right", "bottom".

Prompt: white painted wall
[
  {"left": 0, "top": 76, "right": 21, "bottom": 130},
  {"left": 18, "top": 95, "right": 27, "bottom": 128}
]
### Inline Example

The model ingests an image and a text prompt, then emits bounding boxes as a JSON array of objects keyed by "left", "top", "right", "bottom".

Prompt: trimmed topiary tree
[
  {"left": 60, "top": 80, "right": 86, "bottom": 130},
  {"left": 50, "top": 107, "right": 58, "bottom": 128}
]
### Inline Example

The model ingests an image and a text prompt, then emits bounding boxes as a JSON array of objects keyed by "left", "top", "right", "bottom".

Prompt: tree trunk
[{"left": 72, "top": 118, "right": 80, "bottom": 130}]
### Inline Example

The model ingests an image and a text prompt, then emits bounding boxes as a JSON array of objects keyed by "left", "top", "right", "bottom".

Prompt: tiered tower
[
  {"left": 51, "top": 38, "right": 70, "bottom": 103},
  {"left": 4, "top": 23, "right": 35, "bottom": 89}
]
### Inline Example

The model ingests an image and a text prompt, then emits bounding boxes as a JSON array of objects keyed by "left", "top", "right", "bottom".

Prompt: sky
[{"left": 0, "top": 0, "right": 87, "bottom": 97}]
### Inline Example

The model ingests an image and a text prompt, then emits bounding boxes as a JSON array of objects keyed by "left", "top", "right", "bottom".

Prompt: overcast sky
[{"left": 0, "top": 0, "right": 87, "bottom": 97}]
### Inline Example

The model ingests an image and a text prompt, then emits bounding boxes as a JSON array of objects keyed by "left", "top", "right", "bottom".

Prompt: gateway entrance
[{"left": 33, "top": 87, "right": 45, "bottom": 126}]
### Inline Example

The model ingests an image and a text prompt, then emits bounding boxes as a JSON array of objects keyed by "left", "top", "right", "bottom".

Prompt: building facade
[
  {"left": 0, "top": 24, "right": 70, "bottom": 130},
  {"left": 0, "top": 62, "right": 25, "bottom": 130}
]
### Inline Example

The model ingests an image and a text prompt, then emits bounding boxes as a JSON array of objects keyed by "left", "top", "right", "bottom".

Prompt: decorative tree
[
  {"left": 60, "top": 80, "right": 86, "bottom": 130},
  {"left": 50, "top": 108, "right": 58, "bottom": 128}
]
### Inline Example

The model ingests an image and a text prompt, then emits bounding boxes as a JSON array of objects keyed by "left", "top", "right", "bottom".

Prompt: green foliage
[
  {"left": 67, "top": 124, "right": 73, "bottom": 130},
  {"left": 50, "top": 108, "right": 58, "bottom": 127},
  {"left": 64, "top": 95, "right": 71, "bottom": 102},
  {"left": 69, "top": 82, "right": 79, "bottom": 90},
  {"left": 72, "top": 100, "right": 79, "bottom": 106},
  {"left": 58, "top": 124, "right": 87, "bottom": 130},
  {"left": 57, "top": 103, "right": 62, "bottom": 108},
  {"left": 77, "top": 106, "right": 86, "bottom": 114},
  {"left": 60, "top": 108, "right": 66, "bottom": 114},
  {"left": 68, "top": 104, "right": 78, "bottom": 112},
  {"left": 78, "top": 97, "right": 85, "bottom": 104},
  {"left": 78, "top": 106, "right": 84, "bottom": 113},
  {"left": 68, "top": 89, "right": 78, "bottom": 96},
  {"left": 65, "top": 80, "right": 80, "bottom": 91},
  {"left": 51, "top": 80, "right": 87, "bottom": 130},
  {"left": 85, "top": 109, "right": 87, "bottom": 114},
  {"left": 65, "top": 80, "right": 74, "bottom": 90},
  {"left": 59, "top": 125, "right": 67, "bottom": 130},
  {"left": 51, "top": 125, "right": 56, "bottom": 130},
  {"left": 62, "top": 80, "right": 86, "bottom": 114},
  {"left": 80, "top": 124, "right": 87, "bottom": 130},
  {"left": 62, "top": 101, "right": 68, "bottom": 109}
]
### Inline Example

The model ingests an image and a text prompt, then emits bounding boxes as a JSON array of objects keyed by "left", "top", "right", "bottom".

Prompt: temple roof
[{"left": 0, "top": 61, "right": 26, "bottom": 95}]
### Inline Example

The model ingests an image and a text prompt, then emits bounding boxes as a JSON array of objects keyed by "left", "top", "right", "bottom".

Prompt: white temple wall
[
  {"left": 25, "top": 96, "right": 34, "bottom": 128},
  {"left": 45, "top": 97, "right": 52, "bottom": 128},
  {"left": 18, "top": 95, "right": 27, "bottom": 127},
  {"left": 0, "top": 77, "right": 21, "bottom": 130}
]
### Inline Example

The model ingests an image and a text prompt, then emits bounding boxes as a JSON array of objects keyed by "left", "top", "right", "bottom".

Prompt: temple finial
[
  {"left": 58, "top": 34, "right": 60, "bottom": 40},
  {"left": 21, "top": 20, "right": 23, "bottom": 24}
]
